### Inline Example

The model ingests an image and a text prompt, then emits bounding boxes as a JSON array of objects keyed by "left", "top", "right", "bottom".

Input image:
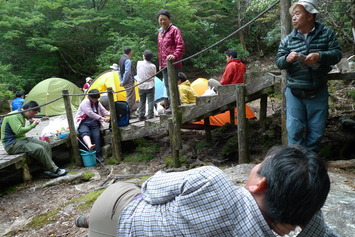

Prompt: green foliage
[
  {"left": 0, "top": 184, "right": 21, "bottom": 195},
  {"left": 345, "top": 90, "right": 355, "bottom": 100},
  {"left": 137, "top": 144, "right": 158, "bottom": 153},
  {"left": 107, "top": 157, "right": 119, "bottom": 165},
  {"left": 195, "top": 140, "right": 211, "bottom": 150},
  {"left": 165, "top": 156, "right": 186, "bottom": 168},
  {"left": 27, "top": 208, "right": 60, "bottom": 229},
  {"left": 0, "top": 0, "right": 352, "bottom": 94},
  {"left": 221, "top": 136, "right": 238, "bottom": 157},
  {"left": 124, "top": 139, "right": 158, "bottom": 162},
  {"left": 124, "top": 153, "right": 155, "bottom": 162},
  {"left": 82, "top": 171, "right": 95, "bottom": 181},
  {"left": 71, "top": 189, "right": 105, "bottom": 211}
]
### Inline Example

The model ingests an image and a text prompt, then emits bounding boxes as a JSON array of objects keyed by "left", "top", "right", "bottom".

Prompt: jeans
[
  {"left": 78, "top": 120, "right": 102, "bottom": 156},
  {"left": 285, "top": 86, "right": 329, "bottom": 151},
  {"left": 138, "top": 87, "right": 155, "bottom": 118}
]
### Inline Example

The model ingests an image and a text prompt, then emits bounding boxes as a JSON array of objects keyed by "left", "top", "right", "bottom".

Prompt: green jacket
[
  {"left": 1, "top": 110, "right": 36, "bottom": 148},
  {"left": 275, "top": 21, "right": 342, "bottom": 90}
]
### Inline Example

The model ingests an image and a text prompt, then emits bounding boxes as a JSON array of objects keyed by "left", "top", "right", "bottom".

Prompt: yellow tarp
[{"left": 88, "top": 70, "right": 139, "bottom": 101}]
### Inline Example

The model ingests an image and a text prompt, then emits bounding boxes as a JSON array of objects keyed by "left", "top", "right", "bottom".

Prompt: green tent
[{"left": 25, "top": 78, "right": 83, "bottom": 116}]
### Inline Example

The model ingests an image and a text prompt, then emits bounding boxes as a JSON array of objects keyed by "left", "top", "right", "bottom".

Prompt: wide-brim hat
[
  {"left": 289, "top": 0, "right": 319, "bottom": 15},
  {"left": 86, "top": 77, "right": 93, "bottom": 83},
  {"left": 110, "top": 63, "right": 119, "bottom": 70}
]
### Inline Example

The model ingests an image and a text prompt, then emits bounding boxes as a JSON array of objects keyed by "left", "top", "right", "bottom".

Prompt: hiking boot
[{"left": 75, "top": 215, "right": 89, "bottom": 228}]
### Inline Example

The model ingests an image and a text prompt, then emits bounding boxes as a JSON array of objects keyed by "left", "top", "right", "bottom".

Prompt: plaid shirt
[{"left": 118, "top": 166, "right": 339, "bottom": 237}]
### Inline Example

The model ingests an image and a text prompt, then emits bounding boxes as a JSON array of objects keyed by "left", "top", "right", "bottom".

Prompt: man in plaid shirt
[{"left": 76, "top": 145, "right": 339, "bottom": 236}]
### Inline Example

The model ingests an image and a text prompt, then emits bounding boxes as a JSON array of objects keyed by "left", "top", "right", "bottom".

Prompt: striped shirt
[{"left": 118, "top": 166, "right": 339, "bottom": 236}]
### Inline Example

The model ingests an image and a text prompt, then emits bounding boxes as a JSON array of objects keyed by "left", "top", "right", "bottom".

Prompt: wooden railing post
[
  {"left": 107, "top": 87, "right": 122, "bottom": 162},
  {"left": 167, "top": 60, "right": 182, "bottom": 168},
  {"left": 280, "top": 0, "right": 291, "bottom": 146},
  {"left": 62, "top": 89, "right": 82, "bottom": 166},
  {"left": 204, "top": 117, "right": 212, "bottom": 143},
  {"left": 229, "top": 109, "right": 235, "bottom": 125},
  {"left": 236, "top": 85, "right": 249, "bottom": 163},
  {"left": 260, "top": 94, "right": 267, "bottom": 130}
]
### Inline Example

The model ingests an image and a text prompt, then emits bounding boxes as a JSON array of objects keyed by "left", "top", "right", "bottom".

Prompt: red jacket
[
  {"left": 220, "top": 59, "right": 246, "bottom": 85},
  {"left": 158, "top": 24, "right": 185, "bottom": 70}
]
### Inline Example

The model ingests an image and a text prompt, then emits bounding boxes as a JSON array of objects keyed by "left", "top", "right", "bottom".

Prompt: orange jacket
[{"left": 220, "top": 59, "right": 246, "bottom": 85}]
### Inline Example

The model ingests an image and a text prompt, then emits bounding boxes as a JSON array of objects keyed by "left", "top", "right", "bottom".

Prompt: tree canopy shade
[{"left": 0, "top": 0, "right": 353, "bottom": 99}]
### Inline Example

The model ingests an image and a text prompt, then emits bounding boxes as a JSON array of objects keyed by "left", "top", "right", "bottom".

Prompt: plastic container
[{"left": 79, "top": 149, "right": 97, "bottom": 167}]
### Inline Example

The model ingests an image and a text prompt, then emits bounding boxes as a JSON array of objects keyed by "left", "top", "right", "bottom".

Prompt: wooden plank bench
[{"left": 0, "top": 136, "right": 70, "bottom": 183}]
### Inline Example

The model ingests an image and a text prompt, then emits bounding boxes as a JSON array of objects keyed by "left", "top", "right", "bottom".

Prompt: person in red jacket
[
  {"left": 157, "top": 9, "right": 185, "bottom": 111},
  {"left": 208, "top": 49, "right": 246, "bottom": 88}
]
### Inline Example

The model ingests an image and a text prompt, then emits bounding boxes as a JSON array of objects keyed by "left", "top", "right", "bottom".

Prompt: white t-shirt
[{"left": 136, "top": 60, "right": 156, "bottom": 90}]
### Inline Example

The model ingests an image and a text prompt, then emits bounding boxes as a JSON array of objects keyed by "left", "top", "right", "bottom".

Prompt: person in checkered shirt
[{"left": 75, "top": 145, "right": 338, "bottom": 237}]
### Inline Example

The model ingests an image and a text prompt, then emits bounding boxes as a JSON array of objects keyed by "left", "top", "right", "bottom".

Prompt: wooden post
[
  {"left": 204, "top": 117, "right": 212, "bottom": 143},
  {"left": 107, "top": 87, "right": 122, "bottom": 162},
  {"left": 236, "top": 85, "right": 249, "bottom": 163},
  {"left": 167, "top": 60, "right": 182, "bottom": 167},
  {"left": 260, "top": 94, "right": 267, "bottom": 130},
  {"left": 229, "top": 109, "right": 235, "bottom": 125},
  {"left": 22, "top": 157, "right": 32, "bottom": 182},
  {"left": 62, "top": 89, "right": 81, "bottom": 166},
  {"left": 280, "top": 0, "right": 292, "bottom": 145}
]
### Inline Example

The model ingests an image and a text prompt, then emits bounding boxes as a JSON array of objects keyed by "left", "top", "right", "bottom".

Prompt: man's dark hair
[
  {"left": 258, "top": 145, "right": 330, "bottom": 226},
  {"left": 124, "top": 47, "right": 132, "bottom": 55},
  {"left": 178, "top": 72, "right": 187, "bottom": 82},
  {"left": 22, "top": 101, "right": 40, "bottom": 112},
  {"left": 157, "top": 9, "right": 171, "bottom": 19},
  {"left": 15, "top": 91, "right": 24, "bottom": 98},
  {"left": 143, "top": 50, "right": 153, "bottom": 62},
  {"left": 225, "top": 49, "right": 238, "bottom": 58},
  {"left": 88, "top": 89, "right": 101, "bottom": 99}
]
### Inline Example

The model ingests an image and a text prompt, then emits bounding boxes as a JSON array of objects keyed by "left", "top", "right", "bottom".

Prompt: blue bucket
[{"left": 80, "top": 149, "right": 97, "bottom": 167}]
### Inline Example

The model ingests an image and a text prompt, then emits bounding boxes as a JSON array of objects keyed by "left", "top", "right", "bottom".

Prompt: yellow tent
[{"left": 88, "top": 70, "right": 139, "bottom": 101}]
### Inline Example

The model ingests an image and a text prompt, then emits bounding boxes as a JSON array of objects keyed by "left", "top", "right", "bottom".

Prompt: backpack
[{"left": 115, "top": 101, "right": 130, "bottom": 127}]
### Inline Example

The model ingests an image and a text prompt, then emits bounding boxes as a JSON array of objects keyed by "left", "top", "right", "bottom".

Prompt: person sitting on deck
[
  {"left": 1, "top": 101, "right": 68, "bottom": 178},
  {"left": 75, "top": 89, "right": 110, "bottom": 162},
  {"left": 177, "top": 72, "right": 197, "bottom": 105},
  {"left": 208, "top": 49, "right": 247, "bottom": 89},
  {"left": 74, "top": 145, "right": 339, "bottom": 236}
]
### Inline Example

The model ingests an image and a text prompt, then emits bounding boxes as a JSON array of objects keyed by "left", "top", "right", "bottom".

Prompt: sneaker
[
  {"left": 75, "top": 215, "right": 89, "bottom": 228},
  {"left": 44, "top": 170, "right": 59, "bottom": 178},
  {"left": 56, "top": 168, "right": 68, "bottom": 176}
]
